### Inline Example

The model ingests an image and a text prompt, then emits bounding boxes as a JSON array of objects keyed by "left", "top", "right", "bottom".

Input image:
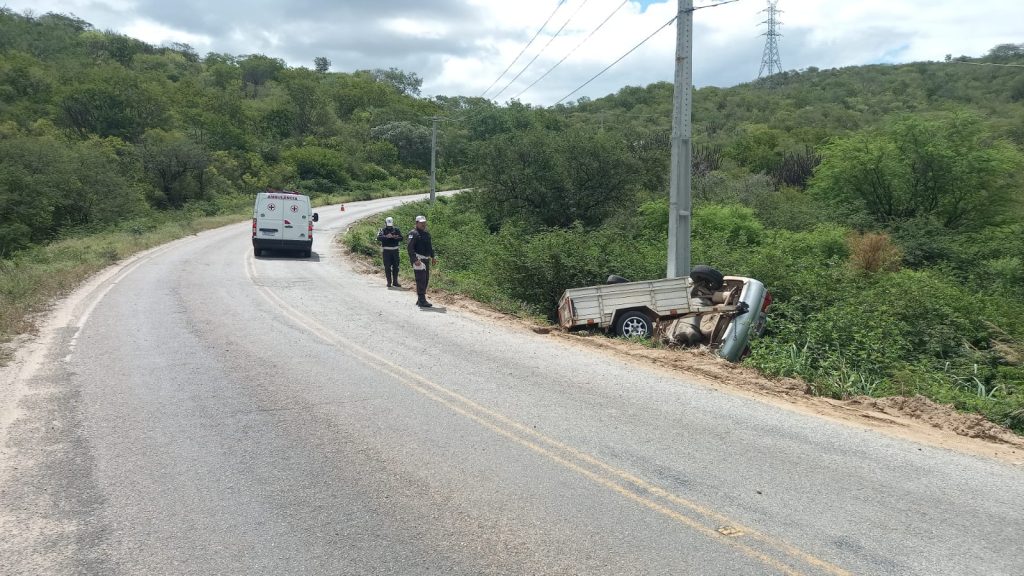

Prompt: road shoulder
[{"left": 340, "top": 238, "right": 1024, "bottom": 466}]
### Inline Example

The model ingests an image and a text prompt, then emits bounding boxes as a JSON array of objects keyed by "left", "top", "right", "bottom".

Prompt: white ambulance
[{"left": 252, "top": 191, "right": 318, "bottom": 258}]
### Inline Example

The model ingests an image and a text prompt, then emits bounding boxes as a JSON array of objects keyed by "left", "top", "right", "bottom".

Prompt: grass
[{"left": 752, "top": 341, "right": 1024, "bottom": 432}]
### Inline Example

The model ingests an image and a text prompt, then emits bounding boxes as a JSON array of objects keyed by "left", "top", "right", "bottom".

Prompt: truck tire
[
  {"left": 690, "top": 265, "right": 724, "bottom": 290},
  {"left": 615, "top": 311, "right": 653, "bottom": 339}
]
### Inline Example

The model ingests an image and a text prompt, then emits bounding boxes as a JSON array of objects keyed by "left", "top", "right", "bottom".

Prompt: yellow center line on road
[{"left": 245, "top": 250, "right": 850, "bottom": 576}]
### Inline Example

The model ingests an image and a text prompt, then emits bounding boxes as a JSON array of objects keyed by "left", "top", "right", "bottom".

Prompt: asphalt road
[{"left": 2, "top": 193, "right": 1023, "bottom": 575}]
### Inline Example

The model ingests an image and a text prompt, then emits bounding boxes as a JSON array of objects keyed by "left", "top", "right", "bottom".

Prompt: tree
[
  {"left": 726, "top": 123, "right": 784, "bottom": 174},
  {"left": 810, "top": 112, "right": 1023, "bottom": 228},
  {"left": 985, "top": 43, "right": 1024, "bottom": 62},
  {"left": 283, "top": 146, "right": 351, "bottom": 191},
  {"left": 0, "top": 141, "right": 58, "bottom": 253},
  {"left": 202, "top": 52, "right": 240, "bottom": 89},
  {"left": 238, "top": 54, "right": 285, "bottom": 97},
  {"left": 469, "top": 126, "right": 641, "bottom": 229},
  {"left": 370, "top": 121, "right": 432, "bottom": 168},
  {"left": 369, "top": 67, "right": 423, "bottom": 96},
  {"left": 138, "top": 129, "right": 210, "bottom": 208},
  {"left": 176, "top": 77, "right": 247, "bottom": 150},
  {"left": 314, "top": 56, "right": 331, "bottom": 73},
  {"left": 103, "top": 33, "right": 153, "bottom": 65},
  {"left": 463, "top": 100, "right": 538, "bottom": 141},
  {"left": 55, "top": 137, "right": 149, "bottom": 229},
  {"left": 282, "top": 68, "right": 337, "bottom": 136},
  {"left": 57, "top": 66, "right": 169, "bottom": 140},
  {"left": 0, "top": 51, "right": 54, "bottom": 116},
  {"left": 167, "top": 42, "right": 199, "bottom": 63},
  {"left": 0, "top": 135, "right": 146, "bottom": 254}
]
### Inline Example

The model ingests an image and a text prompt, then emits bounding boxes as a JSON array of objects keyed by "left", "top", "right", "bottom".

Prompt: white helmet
[{"left": 385, "top": 216, "right": 394, "bottom": 226}]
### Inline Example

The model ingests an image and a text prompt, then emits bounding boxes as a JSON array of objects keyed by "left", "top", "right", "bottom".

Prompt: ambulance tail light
[
  {"left": 252, "top": 218, "right": 257, "bottom": 238},
  {"left": 308, "top": 219, "right": 313, "bottom": 238},
  {"left": 761, "top": 291, "right": 773, "bottom": 312}
]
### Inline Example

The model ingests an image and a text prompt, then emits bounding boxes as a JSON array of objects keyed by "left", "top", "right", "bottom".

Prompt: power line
[
  {"left": 492, "top": 0, "right": 593, "bottom": 100},
  {"left": 514, "top": 0, "right": 629, "bottom": 100},
  {"left": 553, "top": 0, "right": 741, "bottom": 105},
  {"left": 694, "top": 0, "right": 742, "bottom": 12},
  {"left": 480, "top": 1, "right": 566, "bottom": 98},
  {"left": 693, "top": 0, "right": 743, "bottom": 11},
  {"left": 554, "top": 15, "right": 677, "bottom": 105}
]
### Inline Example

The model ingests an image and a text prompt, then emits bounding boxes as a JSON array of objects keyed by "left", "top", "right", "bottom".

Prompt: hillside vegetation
[
  {"left": 0, "top": 10, "right": 449, "bottom": 344},
  {"left": 0, "top": 10, "right": 460, "bottom": 256}
]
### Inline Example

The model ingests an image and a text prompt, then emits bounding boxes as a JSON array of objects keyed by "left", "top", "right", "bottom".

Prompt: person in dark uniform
[
  {"left": 407, "top": 215, "right": 436, "bottom": 307},
  {"left": 376, "top": 216, "right": 403, "bottom": 288}
]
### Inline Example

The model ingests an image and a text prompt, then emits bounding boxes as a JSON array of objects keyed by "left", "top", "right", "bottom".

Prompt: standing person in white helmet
[
  {"left": 406, "top": 215, "right": 436, "bottom": 307},
  {"left": 376, "top": 216, "right": 403, "bottom": 288}
]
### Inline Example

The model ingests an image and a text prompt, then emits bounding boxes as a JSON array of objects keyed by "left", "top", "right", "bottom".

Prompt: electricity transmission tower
[{"left": 758, "top": 0, "right": 782, "bottom": 79}]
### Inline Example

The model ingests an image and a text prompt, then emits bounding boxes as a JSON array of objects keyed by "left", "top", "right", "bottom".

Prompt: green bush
[
  {"left": 491, "top": 223, "right": 606, "bottom": 317},
  {"left": 693, "top": 204, "right": 764, "bottom": 245},
  {"left": 360, "top": 163, "right": 389, "bottom": 182},
  {"left": 282, "top": 146, "right": 352, "bottom": 191}
]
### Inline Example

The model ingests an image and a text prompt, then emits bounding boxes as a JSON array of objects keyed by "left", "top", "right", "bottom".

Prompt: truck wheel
[
  {"left": 690, "top": 265, "right": 724, "bottom": 290},
  {"left": 616, "top": 311, "right": 653, "bottom": 339}
]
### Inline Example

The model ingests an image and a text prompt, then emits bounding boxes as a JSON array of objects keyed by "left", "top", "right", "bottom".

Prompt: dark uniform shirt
[
  {"left": 407, "top": 227, "right": 434, "bottom": 265},
  {"left": 377, "top": 226, "right": 403, "bottom": 249}
]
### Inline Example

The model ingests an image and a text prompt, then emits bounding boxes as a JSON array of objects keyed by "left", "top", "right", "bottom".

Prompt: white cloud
[
  {"left": 382, "top": 17, "right": 451, "bottom": 40},
  {"left": 121, "top": 18, "right": 212, "bottom": 48}
]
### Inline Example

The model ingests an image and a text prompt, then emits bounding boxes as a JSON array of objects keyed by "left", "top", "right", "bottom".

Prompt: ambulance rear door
[
  {"left": 278, "top": 196, "right": 311, "bottom": 243},
  {"left": 254, "top": 193, "right": 284, "bottom": 241}
]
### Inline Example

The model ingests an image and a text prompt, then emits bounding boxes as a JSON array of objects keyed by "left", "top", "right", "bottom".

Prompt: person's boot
[
  {"left": 392, "top": 281, "right": 402, "bottom": 288},
  {"left": 416, "top": 297, "right": 427, "bottom": 307}
]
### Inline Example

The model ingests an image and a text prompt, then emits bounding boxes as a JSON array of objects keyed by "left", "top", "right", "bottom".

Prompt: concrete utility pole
[
  {"left": 429, "top": 116, "right": 438, "bottom": 204},
  {"left": 667, "top": 0, "right": 693, "bottom": 278}
]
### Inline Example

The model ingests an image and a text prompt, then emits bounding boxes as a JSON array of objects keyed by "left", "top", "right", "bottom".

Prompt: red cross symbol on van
[
  {"left": 290, "top": 204, "right": 299, "bottom": 213},
  {"left": 267, "top": 203, "right": 276, "bottom": 211}
]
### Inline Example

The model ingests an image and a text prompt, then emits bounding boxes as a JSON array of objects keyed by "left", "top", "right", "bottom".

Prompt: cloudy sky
[{"left": 5, "top": 0, "right": 1022, "bottom": 104}]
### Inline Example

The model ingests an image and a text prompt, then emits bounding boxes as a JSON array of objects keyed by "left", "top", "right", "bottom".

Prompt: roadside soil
[{"left": 346, "top": 246, "right": 1024, "bottom": 466}]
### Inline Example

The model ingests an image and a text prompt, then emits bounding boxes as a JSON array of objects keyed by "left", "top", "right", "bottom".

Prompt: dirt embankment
[{"left": 345, "top": 246, "right": 1024, "bottom": 466}]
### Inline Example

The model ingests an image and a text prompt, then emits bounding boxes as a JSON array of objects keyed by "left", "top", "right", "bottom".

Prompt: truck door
[
  {"left": 279, "top": 198, "right": 309, "bottom": 243},
  {"left": 255, "top": 195, "right": 283, "bottom": 241}
]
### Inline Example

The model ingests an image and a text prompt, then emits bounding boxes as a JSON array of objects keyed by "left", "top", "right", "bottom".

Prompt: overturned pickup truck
[{"left": 556, "top": 266, "right": 771, "bottom": 362}]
